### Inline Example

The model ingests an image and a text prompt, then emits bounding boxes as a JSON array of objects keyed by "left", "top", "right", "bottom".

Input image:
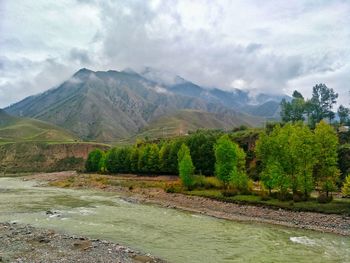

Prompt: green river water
[{"left": 0, "top": 177, "right": 349, "bottom": 263}]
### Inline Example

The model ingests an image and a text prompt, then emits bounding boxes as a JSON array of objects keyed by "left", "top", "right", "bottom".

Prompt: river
[{"left": 0, "top": 177, "right": 349, "bottom": 263}]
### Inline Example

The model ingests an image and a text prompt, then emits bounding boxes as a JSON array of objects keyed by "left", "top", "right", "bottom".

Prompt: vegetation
[
  {"left": 342, "top": 175, "right": 350, "bottom": 197},
  {"left": 178, "top": 144, "right": 195, "bottom": 189},
  {"left": 84, "top": 83, "right": 350, "bottom": 209}
]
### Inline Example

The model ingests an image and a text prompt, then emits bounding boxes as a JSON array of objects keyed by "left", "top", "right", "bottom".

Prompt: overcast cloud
[{"left": 1, "top": 0, "right": 350, "bottom": 108}]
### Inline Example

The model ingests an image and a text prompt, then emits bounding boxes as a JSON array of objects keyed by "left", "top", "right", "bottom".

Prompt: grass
[{"left": 187, "top": 189, "right": 350, "bottom": 215}]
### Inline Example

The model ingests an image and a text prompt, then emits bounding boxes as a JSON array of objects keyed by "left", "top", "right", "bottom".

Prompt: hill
[
  {"left": 131, "top": 109, "right": 263, "bottom": 140},
  {"left": 0, "top": 110, "right": 78, "bottom": 143},
  {"left": 5, "top": 69, "right": 264, "bottom": 142}
]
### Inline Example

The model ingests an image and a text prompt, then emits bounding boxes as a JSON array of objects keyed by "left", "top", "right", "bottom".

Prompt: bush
[
  {"left": 193, "top": 176, "right": 222, "bottom": 189},
  {"left": 317, "top": 193, "right": 333, "bottom": 203}
]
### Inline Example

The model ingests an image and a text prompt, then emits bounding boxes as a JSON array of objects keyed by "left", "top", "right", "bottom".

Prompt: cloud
[{"left": 1, "top": 0, "right": 350, "bottom": 107}]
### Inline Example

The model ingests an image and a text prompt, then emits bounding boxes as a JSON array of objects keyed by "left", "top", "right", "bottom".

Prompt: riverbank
[
  {"left": 27, "top": 172, "right": 350, "bottom": 236},
  {"left": 0, "top": 222, "right": 165, "bottom": 263}
]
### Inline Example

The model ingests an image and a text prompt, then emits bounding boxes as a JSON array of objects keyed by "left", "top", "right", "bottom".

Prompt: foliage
[
  {"left": 214, "top": 135, "right": 246, "bottom": 189},
  {"left": 256, "top": 122, "right": 317, "bottom": 199},
  {"left": 85, "top": 149, "right": 103, "bottom": 172},
  {"left": 280, "top": 90, "right": 305, "bottom": 123},
  {"left": 308, "top": 83, "right": 338, "bottom": 126},
  {"left": 341, "top": 175, "right": 350, "bottom": 197},
  {"left": 313, "top": 121, "right": 340, "bottom": 196},
  {"left": 338, "top": 105, "right": 350, "bottom": 125},
  {"left": 178, "top": 147, "right": 195, "bottom": 189}
]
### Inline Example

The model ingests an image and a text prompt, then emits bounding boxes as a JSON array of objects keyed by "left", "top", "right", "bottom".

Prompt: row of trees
[
  {"left": 256, "top": 121, "right": 339, "bottom": 200},
  {"left": 280, "top": 83, "right": 350, "bottom": 127},
  {"left": 86, "top": 130, "right": 222, "bottom": 176}
]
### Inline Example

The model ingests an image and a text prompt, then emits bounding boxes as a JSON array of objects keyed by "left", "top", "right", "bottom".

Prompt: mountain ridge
[{"left": 6, "top": 68, "right": 267, "bottom": 142}]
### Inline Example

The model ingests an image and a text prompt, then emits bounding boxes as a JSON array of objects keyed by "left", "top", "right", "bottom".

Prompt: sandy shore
[
  {"left": 27, "top": 172, "right": 350, "bottom": 236},
  {"left": 0, "top": 222, "right": 165, "bottom": 263}
]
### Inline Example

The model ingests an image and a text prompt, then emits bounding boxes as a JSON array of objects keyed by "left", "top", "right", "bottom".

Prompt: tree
[
  {"left": 178, "top": 149, "right": 195, "bottom": 189},
  {"left": 338, "top": 105, "right": 350, "bottom": 125},
  {"left": 105, "top": 148, "right": 118, "bottom": 173},
  {"left": 148, "top": 144, "right": 160, "bottom": 174},
  {"left": 159, "top": 142, "right": 172, "bottom": 174},
  {"left": 178, "top": 143, "right": 190, "bottom": 166},
  {"left": 138, "top": 145, "right": 151, "bottom": 173},
  {"left": 280, "top": 90, "right": 305, "bottom": 123},
  {"left": 185, "top": 131, "right": 218, "bottom": 175},
  {"left": 308, "top": 83, "right": 338, "bottom": 126},
  {"left": 85, "top": 149, "right": 104, "bottom": 172},
  {"left": 168, "top": 139, "right": 184, "bottom": 174},
  {"left": 256, "top": 122, "right": 316, "bottom": 198},
  {"left": 341, "top": 175, "right": 350, "bottom": 197},
  {"left": 98, "top": 152, "right": 107, "bottom": 173},
  {"left": 313, "top": 121, "right": 340, "bottom": 197},
  {"left": 214, "top": 135, "right": 246, "bottom": 189},
  {"left": 129, "top": 146, "right": 139, "bottom": 173}
]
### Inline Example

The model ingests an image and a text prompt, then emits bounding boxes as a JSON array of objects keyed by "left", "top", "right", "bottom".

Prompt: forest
[{"left": 86, "top": 84, "right": 350, "bottom": 203}]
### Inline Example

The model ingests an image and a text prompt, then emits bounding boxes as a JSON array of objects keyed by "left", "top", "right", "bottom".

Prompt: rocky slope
[
  {"left": 6, "top": 68, "right": 264, "bottom": 142},
  {"left": 0, "top": 142, "right": 109, "bottom": 173}
]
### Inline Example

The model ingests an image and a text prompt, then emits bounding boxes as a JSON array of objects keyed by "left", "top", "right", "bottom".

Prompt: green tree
[
  {"left": 280, "top": 90, "right": 305, "bottom": 123},
  {"left": 129, "top": 146, "right": 140, "bottom": 173},
  {"left": 256, "top": 123, "right": 316, "bottom": 198},
  {"left": 98, "top": 152, "right": 107, "bottom": 173},
  {"left": 214, "top": 135, "right": 246, "bottom": 188},
  {"left": 341, "top": 175, "right": 350, "bottom": 197},
  {"left": 148, "top": 144, "right": 160, "bottom": 174},
  {"left": 314, "top": 121, "right": 340, "bottom": 197},
  {"left": 178, "top": 143, "right": 190, "bottom": 165},
  {"left": 105, "top": 148, "right": 118, "bottom": 173},
  {"left": 168, "top": 139, "right": 184, "bottom": 174},
  {"left": 159, "top": 142, "right": 172, "bottom": 174},
  {"left": 308, "top": 84, "right": 338, "bottom": 126},
  {"left": 138, "top": 145, "right": 151, "bottom": 173},
  {"left": 338, "top": 105, "right": 350, "bottom": 125},
  {"left": 178, "top": 150, "right": 195, "bottom": 189},
  {"left": 85, "top": 149, "right": 103, "bottom": 172}
]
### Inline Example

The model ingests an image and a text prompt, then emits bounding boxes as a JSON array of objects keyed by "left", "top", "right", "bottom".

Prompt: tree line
[
  {"left": 280, "top": 83, "right": 350, "bottom": 128},
  {"left": 85, "top": 83, "right": 350, "bottom": 201}
]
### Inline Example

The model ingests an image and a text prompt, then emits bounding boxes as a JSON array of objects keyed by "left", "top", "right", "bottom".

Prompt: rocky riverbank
[
  {"left": 28, "top": 172, "right": 350, "bottom": 236},
  {"left": 0, "top": 222, "right": 165, "bottom": 263}
]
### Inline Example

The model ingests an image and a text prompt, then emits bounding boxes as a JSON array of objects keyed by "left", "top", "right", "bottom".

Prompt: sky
[{"left": 1, "top": 0, "right": 350, "bottom": 108}]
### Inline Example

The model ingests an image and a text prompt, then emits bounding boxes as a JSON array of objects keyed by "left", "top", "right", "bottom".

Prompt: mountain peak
[{"left": 73, "top": 68, "right": 94, "bottom": 78}]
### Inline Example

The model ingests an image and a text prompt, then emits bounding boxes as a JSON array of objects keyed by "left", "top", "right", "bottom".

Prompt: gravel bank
[{"left": 0, "top": 222, "right": 166, "bottom": 263}]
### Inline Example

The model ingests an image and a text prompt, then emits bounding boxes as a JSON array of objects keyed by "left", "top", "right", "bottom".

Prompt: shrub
[
  {"left": 317, "top": 193, "right": 333, "bottom": 203},
  {"left": 193, "top": 176, "right": 222, "bottom": 189}
]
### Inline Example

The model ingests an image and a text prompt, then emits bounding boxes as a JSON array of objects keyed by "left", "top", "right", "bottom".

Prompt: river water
[{"left": 0, "top": 177, "right": 349, "bottom": 263}]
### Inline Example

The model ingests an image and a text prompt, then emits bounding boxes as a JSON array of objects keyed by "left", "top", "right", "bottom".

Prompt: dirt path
[{"left": 28, "top": 172, "right": 350, "bottom": 236}]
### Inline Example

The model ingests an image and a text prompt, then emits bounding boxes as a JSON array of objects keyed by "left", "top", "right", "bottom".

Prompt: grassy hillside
[
  {"left": 0, "top": 110, "right": 78, "bottom": 143},
  {"left": 131, "top": 109, "right": 263, "bottom": 140}
]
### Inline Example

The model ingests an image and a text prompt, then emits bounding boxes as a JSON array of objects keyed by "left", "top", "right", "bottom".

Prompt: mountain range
[{"left": 4, "top": 68, "right": 286, "bottom": 142}]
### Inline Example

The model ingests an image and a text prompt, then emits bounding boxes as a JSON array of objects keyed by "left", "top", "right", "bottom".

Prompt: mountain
[
  {"left": 0, "top": 109, "right": 77, "bottom": 143},
  {"left": 139, "top": 67, "right": 288, "bottom": 118},
  {"left": 134, "top": 109, "right": 263, "bottom": 140},
  {"left": 6, "top": 68, "right": 263, "bottom": 142}
]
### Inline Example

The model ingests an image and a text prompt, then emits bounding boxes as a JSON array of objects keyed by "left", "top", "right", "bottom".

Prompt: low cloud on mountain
[{"left": 1, "top": 0, "right": 350, "bottom": 107}]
